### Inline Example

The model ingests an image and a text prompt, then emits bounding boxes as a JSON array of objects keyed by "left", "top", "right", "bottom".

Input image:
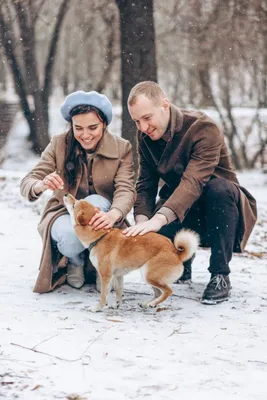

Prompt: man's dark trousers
[{"left": 158, "top": 177, "right": 240, "bottom": 275}]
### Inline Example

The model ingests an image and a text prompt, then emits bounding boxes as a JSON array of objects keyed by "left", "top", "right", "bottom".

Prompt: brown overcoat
[
  {"left": 134, "top": 104, "right": 257, "bottom": 252},
  {"left": 21, "top": 130, "right": 136, "bottom": 293}
]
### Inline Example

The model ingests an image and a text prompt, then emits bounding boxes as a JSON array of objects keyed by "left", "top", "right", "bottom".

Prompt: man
[{"left": 123, "top": 81, "right": 257, "bottom": 305}]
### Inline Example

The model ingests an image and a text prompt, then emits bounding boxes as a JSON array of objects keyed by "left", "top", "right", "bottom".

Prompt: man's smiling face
[{"left": 128, "top": 94, "right": 170, "bottom": 140}]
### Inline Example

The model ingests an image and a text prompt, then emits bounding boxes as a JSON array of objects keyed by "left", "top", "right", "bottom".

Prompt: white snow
[{"left": 0, "top": 107, "right": 267, "bottom": 400}]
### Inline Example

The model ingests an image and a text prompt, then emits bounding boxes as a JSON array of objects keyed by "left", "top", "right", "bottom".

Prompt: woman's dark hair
[{"left": 64, "top": 105, "right": 107, "bottom": 188}]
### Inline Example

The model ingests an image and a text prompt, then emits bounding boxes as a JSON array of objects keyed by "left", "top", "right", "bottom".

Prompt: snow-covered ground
[{"left": 0, "top": 109, "right": 267, "bottom": 400}]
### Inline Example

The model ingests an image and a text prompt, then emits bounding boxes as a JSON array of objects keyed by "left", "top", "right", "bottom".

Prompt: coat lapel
[
  {"left": 157, "top": 105, "right": 184, "bottom": 175},
  {"left": 95, "top": 129, "right": 120, "bottom": 159}
]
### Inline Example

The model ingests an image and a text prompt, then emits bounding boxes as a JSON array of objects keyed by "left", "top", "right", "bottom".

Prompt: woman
[{"left": 20, "top": 90, "right": 136, "bottom": 293}]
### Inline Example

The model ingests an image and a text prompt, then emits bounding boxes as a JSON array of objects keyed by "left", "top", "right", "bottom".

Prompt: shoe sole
[
  {"left": 200, "top": 295, "right": 230, "bottom": 305},
  {"left": 67, "top": 281, "right": 84, "bottom": 289}
]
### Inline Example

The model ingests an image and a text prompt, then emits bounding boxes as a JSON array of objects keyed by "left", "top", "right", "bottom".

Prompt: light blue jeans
[{"left": 51, "top": 194, "right": 111, "bottom": 267}]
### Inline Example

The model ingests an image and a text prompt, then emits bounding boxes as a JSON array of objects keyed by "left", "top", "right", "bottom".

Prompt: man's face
[{"left": 128, "top": 94, "right": 170, "bottom": 140}]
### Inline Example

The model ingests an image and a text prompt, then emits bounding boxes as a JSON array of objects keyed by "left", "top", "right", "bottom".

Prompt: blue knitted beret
[{"left": 60, "top": 90, "right": 112, "bottom": 125}]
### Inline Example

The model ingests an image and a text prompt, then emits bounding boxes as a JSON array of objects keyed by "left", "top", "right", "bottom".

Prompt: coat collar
[
  {"left": 95, "top": 129, "right": 119, "bottom": 158},
  {"left": 156, "top": 105, "right": 184, "bottom": 171},
  {"left": 169, "top": 103, "right": 184, "bottom": 137}
]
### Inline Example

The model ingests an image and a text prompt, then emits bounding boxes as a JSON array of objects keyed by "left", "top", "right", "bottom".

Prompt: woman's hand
[
  {"left": 89, "top": 209, "right": 121, "bottom": 230},
  {"left": 35, "top": 172, "right": 64, "bottom": 194}
]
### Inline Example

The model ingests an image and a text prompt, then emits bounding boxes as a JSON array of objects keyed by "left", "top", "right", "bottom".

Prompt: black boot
[
  {"left": 201, "top": 274, "right": 231, "bottom": 304},
  {"left": 175, "top": 254, "right": 195, "bottom": 284}
]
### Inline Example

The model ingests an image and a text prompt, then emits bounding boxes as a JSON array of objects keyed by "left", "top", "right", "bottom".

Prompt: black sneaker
[
  {"left": 201, "top": 274, "right": 231, "bottom": 304},
  {"left": 175, "top": 254, "right": 195, "bottom": 284}
]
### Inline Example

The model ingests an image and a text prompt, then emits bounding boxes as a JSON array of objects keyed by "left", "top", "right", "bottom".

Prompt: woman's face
[{"left": 72, "top": 111, "right": 105, "bottom": 151}]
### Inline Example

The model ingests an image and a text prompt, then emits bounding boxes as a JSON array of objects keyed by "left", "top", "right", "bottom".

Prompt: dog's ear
[{"left": 76, "top": 210, "right": 90, "bottom": 226}]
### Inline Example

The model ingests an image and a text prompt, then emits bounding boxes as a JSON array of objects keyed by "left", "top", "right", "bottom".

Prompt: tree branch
[
  {"left": 0, "top": 7, "right": 32, "bottom": 125},
  {"left": 32, "top": 0, "right": 47, "bottom": 25},
  {"left": 13, "top": 0, "right": 40, "bottom": 91},
  {"left": 43, "top": 0, "right": 70, "bottom": 103}
]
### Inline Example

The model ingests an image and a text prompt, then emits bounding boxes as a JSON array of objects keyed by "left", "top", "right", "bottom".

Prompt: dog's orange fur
[{"left": 64, "top": 194, "right": 199, "bottom": 312}]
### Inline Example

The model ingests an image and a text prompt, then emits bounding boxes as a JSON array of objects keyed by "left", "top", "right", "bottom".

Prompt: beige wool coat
[
  {"left": 134, "top": 104, "right": 257, "bottom": 252},
  {"left": 21, "top": 130, "right": 136, "bottom": 293}
]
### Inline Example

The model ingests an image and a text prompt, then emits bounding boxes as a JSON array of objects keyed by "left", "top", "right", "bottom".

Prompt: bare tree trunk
[
  {"left": 202, "top": 63, "right": 243, "bottom": 169},
  {"left": 188, "top": 68, "right": 198, "bottom": 106},
  {"left": 261, "top": 50, "right": 267, "bottom": 107},
  {"left": 115, "top": 0, "right": 157, "bottom": 172},
  {"left": 0, "top": 49, "right": 7, "bottom": 91},
  {"left": 198, "top": 64, "right": 215, "bottom": 107},
  {"left": 0, "top": 10, "right": 35, "bottom": 139},
  {"left": 61, "top": 25, "right": 71, "bottom": 96},
  {"left": 190, "top": 1, "right": 219, "bottom": 107},
  {"left": 96, "top": 10, "right": 118, "bottom": 93},
  {"left": 42, "top": 0, "right": 70, "bottom": 104},
  {"left": 221, "top": 66, "right": 243, "bottom": 169},
  {"left": 258, "top": 1, "right": 267, "bottom": 107},
  {"left": 41, "top": 0, "right": 71, "bottom": 148},
  {"left": 0, "top": 0, "right": 70, "bottom": 154},
  {"left": 12, "top": 0, "right": 49, "bottom": 151}
]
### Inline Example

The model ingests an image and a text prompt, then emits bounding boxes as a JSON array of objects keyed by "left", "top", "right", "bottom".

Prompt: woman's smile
[{"left": 72, "top": 112, "right": 105, "bottom": 150}]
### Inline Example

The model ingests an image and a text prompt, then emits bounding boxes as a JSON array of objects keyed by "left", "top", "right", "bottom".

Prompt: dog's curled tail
[{"left": 173, "top": 229, "right": 199, "bottom": 262}]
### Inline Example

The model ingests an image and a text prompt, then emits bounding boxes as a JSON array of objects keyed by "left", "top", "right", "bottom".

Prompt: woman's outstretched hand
[{"left": 35, "top": 172, "right": 64, "bottom": 194}]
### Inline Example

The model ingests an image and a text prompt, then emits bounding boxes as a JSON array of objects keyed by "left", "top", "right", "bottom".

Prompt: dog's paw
[
  {"left": 138, "top": 301, "right": 151, "bottom": 309},
  {"left": 108, "top": 301, "right": 121, "bottom": 310},
  {"left": 116, "top": 300, "right": 121, "bottom": 309},
  {"left": 146, "top": 301, "right": 157, "bottom": 308},
  {"left": 89, "top": 303, "right": 103, "bottom": 313}
]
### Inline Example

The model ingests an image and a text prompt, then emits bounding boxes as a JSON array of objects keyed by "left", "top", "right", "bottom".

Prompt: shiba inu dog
[{"left": 64, "top": 194, "right": 199, "bottom": 312}]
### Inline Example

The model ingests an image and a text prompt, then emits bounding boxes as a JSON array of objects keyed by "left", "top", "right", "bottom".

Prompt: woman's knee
[
  {"left": 84, "top": 194, "right": 111, "bottom": 212},
  {"left": 51, "top": 215, "right": 85, "bottom": 257},
  {"left": 51, "top": 214, "right": 72, "bottom": 241},
  {"left": 54, "top": 233, "right": 85, "bottom": 258}
]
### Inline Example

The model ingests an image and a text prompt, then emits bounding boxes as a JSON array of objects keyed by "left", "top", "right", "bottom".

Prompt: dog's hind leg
[
  {"left": 139, "top": 286, "right": 162, "bottom": 309},
  {"left": 142, "top": 280, "right": 173, "bottom": 308},
  {"left": 113, "top": 275, "right": 124, "bottom": 308},
  {"left": 152, "top": 287, "right": 162, "bottom": 299}
]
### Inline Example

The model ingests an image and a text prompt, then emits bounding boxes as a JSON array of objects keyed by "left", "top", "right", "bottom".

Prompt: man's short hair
[{"left": 128, "top": 81, "right": 167, "bottom": 106}]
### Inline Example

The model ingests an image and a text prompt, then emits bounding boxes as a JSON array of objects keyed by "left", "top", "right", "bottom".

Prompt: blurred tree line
[{"left": 0, "top": 0, "right": 267, "bottom": 169}]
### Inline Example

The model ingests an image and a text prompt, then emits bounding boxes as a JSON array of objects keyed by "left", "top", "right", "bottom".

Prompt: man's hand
[
  {"left": 135, "top": 215, "right": 149, "bottom": 224},
  {"left": 89, "top": 208, "right": 121, "bottom": 231},
  {"left": 123, "top": 214, "right": 167, "bottom": 237}
]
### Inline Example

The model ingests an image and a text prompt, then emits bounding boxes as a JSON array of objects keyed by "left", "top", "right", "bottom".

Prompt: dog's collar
[{"left": 88, "top": 232, "right": 108, "bottom": 252}]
